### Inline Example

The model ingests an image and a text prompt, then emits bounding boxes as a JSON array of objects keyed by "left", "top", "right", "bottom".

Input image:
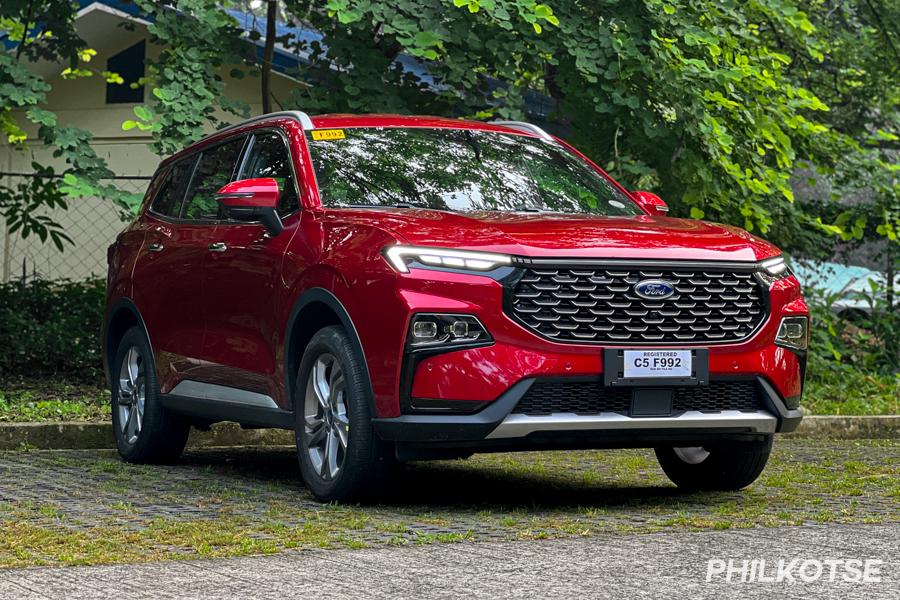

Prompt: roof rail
[
  {"left": 490, "top": 120, "right": 554, "bottom": 141},
  {"left": 211, "top": 110, "right": 315, "bottom": 139}
]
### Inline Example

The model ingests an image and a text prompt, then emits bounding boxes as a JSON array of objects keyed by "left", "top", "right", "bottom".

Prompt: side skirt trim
[
  {"left": 160, "top": 382, "right": 293, "bottom": 429},
  {"left": 169, "top": 380, "right": 278, "bottom": 409}
]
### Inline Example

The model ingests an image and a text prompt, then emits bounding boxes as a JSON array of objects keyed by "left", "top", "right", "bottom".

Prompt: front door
[{"left": 199, "top": 129, "right": 303, "bottom": 406}]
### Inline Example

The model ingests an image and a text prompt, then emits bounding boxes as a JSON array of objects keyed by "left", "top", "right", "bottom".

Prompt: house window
[{"left": 106, "top": 40, "right": 145, "bottom": 104}]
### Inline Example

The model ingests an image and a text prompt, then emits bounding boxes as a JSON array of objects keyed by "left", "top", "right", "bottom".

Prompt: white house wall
[{"left": 1, "top": 7, "right": 306, "bottom": 281}]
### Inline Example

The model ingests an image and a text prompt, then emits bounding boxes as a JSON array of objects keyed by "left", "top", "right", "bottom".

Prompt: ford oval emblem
[{"left": 633, "top": 279, "right": 676, "bottom": 300}]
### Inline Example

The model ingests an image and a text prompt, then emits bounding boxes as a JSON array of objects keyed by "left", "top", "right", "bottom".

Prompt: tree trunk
[{"left": 261, "top": 0, "right": 277, "bottom": 114}]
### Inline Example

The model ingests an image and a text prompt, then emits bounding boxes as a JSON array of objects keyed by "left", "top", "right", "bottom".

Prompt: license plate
[{"left": 623, "top": 350, "right": 692, "bottom": 378}]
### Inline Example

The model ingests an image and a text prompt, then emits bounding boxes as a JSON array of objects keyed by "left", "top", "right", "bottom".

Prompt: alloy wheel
[
  {"left": 303, "top": 353, "right": 350, "bottom": 481},
  {"left": 673, "top": 446, "right": 710, "bottom": 465},
  {"left": 117, "top": 346, "right": 146, "bottom": 445}
]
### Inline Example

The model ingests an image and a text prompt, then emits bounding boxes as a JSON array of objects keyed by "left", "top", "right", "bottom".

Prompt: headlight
[
  {"left": 761, "top": 256, "right": 788, "bottom": 276},
  {"left": 775, "top": 316, "right": 808, "bottom": 351},
  {"left": 407, "top": 314, "right": 491, "bottom": 348},
  {"left": 383, "top": 245, "right": 512, "bottom": 274}
]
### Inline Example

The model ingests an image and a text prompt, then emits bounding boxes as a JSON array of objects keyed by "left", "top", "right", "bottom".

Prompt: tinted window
[
  {"left": 150, "top": 159, "right": 193, "bottom": 217},
  {"left": 241, "top": 131, "right": 299, "bottom": 216},
  {"left": 306, "top": 128, "right": 640, "bottom": 216},
  {"left": 181, "top": 137, "right": 245, "bottom": 221}
]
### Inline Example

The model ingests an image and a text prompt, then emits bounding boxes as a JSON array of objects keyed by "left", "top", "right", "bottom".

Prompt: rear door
[{"left": 199, "top": 129, "right": 303, "bottom": 404}]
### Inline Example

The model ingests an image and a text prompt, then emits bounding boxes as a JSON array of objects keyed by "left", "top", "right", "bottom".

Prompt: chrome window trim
[
  {"left": 207, "top": 111, "right": 314, "bottom": 141},
  {"left": 490, "top": 120, "right": 554, "bottom": 141}
]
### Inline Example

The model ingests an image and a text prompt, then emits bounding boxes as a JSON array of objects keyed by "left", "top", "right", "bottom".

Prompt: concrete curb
[
  {"left": 0, "top": 416, "right": 895, "bottom": 451},
  {"left": 0, "top": 422, "right": 294, "bottom": 451},
  {"left": 784, "top": 415, "right": 900, "bottom": 440}
]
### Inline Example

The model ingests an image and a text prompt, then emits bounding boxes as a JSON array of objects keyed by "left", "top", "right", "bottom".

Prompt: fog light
[
  {"left": 407, "top": 314, "right": 490, "bottom": 348},
  {"left": 776, "top": 316, "right": 808, "bottom": 351},
  {"left": 412, "top": 320, "right": 438, "bottom": 342}
]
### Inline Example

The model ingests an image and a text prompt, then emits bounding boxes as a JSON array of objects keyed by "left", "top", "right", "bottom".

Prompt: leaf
[{"left": 26, "top": 108, "right": 56, "bottom": 127}]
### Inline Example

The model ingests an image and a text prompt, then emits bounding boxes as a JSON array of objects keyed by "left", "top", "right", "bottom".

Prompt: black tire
[
  {"left": 654, "top": 436, "right": 773, "bottom": 491},
  {"left": 110, "top": 326, "right": 190, "bottom": 463},
  {"left": 294, "top": 325, "right": 394, "bottom": 502}
]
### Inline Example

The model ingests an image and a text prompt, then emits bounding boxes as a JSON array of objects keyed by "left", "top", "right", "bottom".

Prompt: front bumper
[
  {"left": 373, "top": 375, "right": 803, "bottom": 448},
  {"left": 354, "top": 256, "right": 808, "bottom": 436}
]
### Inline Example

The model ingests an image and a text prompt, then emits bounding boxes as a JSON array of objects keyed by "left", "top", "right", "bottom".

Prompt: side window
[
  {"left": 181, "top": 137, "right": 246, "bottom": 221},
  {"left": 241, "top": 131, "right": 299, "bottom": 216},
  {"left": 150, "top": 159, "right": 193, "bottom": 218}
]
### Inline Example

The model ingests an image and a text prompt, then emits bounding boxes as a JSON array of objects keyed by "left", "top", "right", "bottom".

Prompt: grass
[
  {"left": 0, "top": 369, "right": 896, "bottom": 422},
  {"left": 803, "top": 368, "right": 899, "bottom": 415},
  {"left": 0, "top": 440, "right": 896, "bottom": 568},
  {"left": 0, "top": 378, "right": 109, "bottom": 422}
]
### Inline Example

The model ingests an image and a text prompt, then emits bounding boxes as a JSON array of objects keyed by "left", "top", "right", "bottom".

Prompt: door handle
[
  {"left": 147, "top": 243, "right": 164, "bottom": 253},
  {"left": 208, "top": 242, "right": 228, "bottom": 253}
]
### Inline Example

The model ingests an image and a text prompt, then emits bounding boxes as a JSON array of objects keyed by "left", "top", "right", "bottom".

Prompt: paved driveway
[
  {"left": 2, "top": 523, "right": 896, "bottom": 599},
  {"left": 0, "top": 438, "right": 897, "bottom": 597}
]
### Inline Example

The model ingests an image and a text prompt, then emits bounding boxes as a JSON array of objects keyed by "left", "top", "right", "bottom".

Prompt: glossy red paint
[
  {"left": 216, "top": 178, "right": 280, "bottom": 209},
  {"left": 631, "top": 191, "right": 669, "bottom": 216},
  {"left": 104, "top": 112, "right": 808, "bottom": 429}
]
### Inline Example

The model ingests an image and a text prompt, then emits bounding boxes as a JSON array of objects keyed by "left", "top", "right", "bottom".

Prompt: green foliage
[
  {"left": 127, "top": 0, "right": 251, "bottom": 155},
  {"left": 803, "top": 369, "right": 898, "bottom": 415},
  {"left": 0, "top": 1, "right": 145, "bottom": 249},
  {"left": 806, "top": 283, "right": 899, "bottom": 375},
  {"left": 0, "top": 163, "right": 72, "bottom": 251},
  {"left": 0, "top": 380, "right": 110, "bottom": 422},
  {"left": 0, "top": 279, "right": 106, "bottom": 383},
  {"left": 271, "top": 0, "right": 895, "bottom": 255}
]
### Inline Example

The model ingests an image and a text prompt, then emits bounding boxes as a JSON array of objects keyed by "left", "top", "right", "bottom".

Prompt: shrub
[
  {"left": 0, "top": 278, "right": 106, "bottom": 383},
  {"left": 806, "top": 284, "right": 899, "bottom": 376}
]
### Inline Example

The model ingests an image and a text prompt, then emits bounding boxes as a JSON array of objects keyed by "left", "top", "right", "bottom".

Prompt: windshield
[{"left": 305, "top": 127, "right": 642, "bottom": 216}]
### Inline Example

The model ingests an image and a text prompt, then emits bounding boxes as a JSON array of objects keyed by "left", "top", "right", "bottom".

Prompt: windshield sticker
[{"left": 312, "top": 129, "right": 346, "bottom": 141}]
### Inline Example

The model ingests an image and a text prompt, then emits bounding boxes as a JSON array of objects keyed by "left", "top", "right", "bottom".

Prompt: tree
[
  {"left": 3, "top": 0, "right": 896, "bottom": 257},
  {"left": 1, "top": 0, "right": 142, "bottom": 248}
]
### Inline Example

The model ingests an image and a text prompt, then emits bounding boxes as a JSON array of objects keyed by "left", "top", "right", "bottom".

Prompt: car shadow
[{"left": 178, "top": 447, "right": 724, "bottom": 511}]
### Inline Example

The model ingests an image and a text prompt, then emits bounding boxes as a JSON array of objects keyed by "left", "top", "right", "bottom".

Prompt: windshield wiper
[{"left": 510, "top": 205, "right": 545, "bottom": 213}]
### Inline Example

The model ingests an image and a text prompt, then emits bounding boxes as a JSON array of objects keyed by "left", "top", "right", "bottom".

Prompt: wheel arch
[
  {"left": 103, "top": 299, "right": 153, "bottom": 388},
  {"left": 284, "top": 288, "right": 375, "bottom": 415}
]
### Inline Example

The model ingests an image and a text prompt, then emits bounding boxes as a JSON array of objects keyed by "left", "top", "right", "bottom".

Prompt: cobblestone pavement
[
  {"left": 1, "top": 524, "right": 897, "bottom": 599},
  {"left": 0, "top": 439, "right": 896, "bottom": 567}
]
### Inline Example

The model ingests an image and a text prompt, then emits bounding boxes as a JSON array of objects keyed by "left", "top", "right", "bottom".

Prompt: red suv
[{"left": 103, "top": 112, "right": 807, "bottom": 501}]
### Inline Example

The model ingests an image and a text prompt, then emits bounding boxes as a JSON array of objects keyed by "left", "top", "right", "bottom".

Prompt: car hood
[{"left": 329, "top": 209, "right": 780, "bottom": 262}]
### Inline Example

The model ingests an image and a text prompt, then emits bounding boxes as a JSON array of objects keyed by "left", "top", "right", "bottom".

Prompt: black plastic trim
[
  {"left": 102, "top": 298, "right": 153, "bottom": 389},
  {"left": 374, "top": 378, "right": 535, "bottom": 442},
  {"left": 284, "top": 288, "right": 374, "bottom": 415},
  {"left": 159, "top": 394, "right": 293, "bottom": 429},
  {"left": 375, "top": 374, "right": 802, "bottom": 444},
  {"left": 757, "top": 376, "right": 803, "bottom": 432}
]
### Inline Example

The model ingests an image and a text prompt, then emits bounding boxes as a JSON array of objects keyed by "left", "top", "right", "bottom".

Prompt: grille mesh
[
  {"left": 508, "top": 265, "right": 766, "bottom": 344},
  {"left": 513, "top": 380, "right": 762, "bottom": 416}
]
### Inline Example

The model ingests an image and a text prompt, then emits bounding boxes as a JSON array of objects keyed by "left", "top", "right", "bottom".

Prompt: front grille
[
  {"left": 513, "top": 380, "right": 762, "bottom": 416},
  {"left": 508, "top": 264, "right": 767, "bottom": 344}
]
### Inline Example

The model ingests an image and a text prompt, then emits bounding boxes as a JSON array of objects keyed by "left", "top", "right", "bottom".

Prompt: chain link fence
[{"left": 0, "top": 172, "right": 151, "bottom": 283}]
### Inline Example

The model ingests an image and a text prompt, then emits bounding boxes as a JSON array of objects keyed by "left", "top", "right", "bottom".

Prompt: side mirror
[
  {"left": 632, "top": 191, "right": 669, "bottom": 217},
  {"left": 216, "top": 178, "right": 284, "bottom": 236}
]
